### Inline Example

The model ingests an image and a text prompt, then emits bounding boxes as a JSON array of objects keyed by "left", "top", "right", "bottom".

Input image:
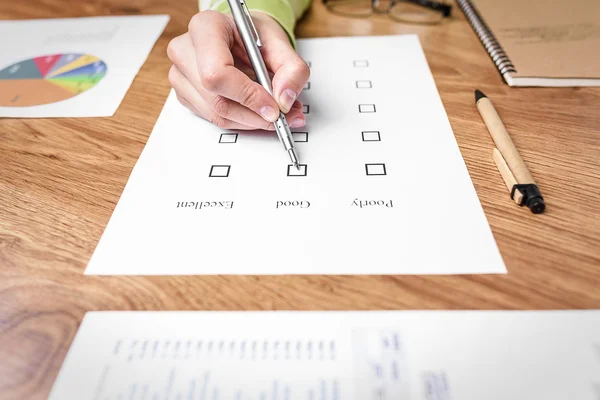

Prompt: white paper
[
  {"left": 85, "top": 35, "right": 506, "bottom": 275},
  {"left": 49, "top": 310, "right": 600, "bottom": 400},
  {"left": 0, "top": 15, "right": 169, "bottom": 117}
]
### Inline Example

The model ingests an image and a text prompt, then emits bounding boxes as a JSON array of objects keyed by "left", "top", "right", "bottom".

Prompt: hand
[{"left": 167, "top": 11, "right": 310, "bottom": 130}]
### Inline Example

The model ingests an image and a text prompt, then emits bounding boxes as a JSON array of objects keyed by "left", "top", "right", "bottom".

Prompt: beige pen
[{"left": 475, "top": 89, "right": 545, "bottom": 213}]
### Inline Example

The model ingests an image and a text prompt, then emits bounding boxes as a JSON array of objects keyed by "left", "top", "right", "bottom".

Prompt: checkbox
[
  {"left": 353, "top": 60, "right": 369, "bottom": 68},
  {"left": 292, "top": 132, "right": 308, "bottom": 143},
  {"left": 303, "top": 104, "right": 310, "bottom": 114},
  {"left": 365, "top": 163, "right": 386, "bottom": 176},
  {"left": 304, "top": 82, "right": 311, "bottom": 90},
  {"left": 287, "top": 164, "right": 308, "bottom": 177},
  {"left": 359, "top": 104, "right": 376, "bottom": 113},
  {"left": 306, "top": 61, "right": 311, "bottom": 68},
  {"left": 219, "top": 133, "right": 238, "bottom": 143},
  {"left": 209, "top": 165, "right": 231, "bottom": 177},
  {"left": 356, "top": 80, "right": 372, "bottom": 89},
  {"left": 362, "top": 131, "right": 381, "bottom": 142}
]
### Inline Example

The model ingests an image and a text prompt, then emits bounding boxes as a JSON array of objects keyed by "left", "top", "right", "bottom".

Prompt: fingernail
[
  {"left": 290, "top": 118, "right": 305, "bottom": 128},
  {"left": 279, "top": 89, "right": 297, "bottom": 113},
  {"left": 260, "top": 106, "right": 279, "bottom": 122}
]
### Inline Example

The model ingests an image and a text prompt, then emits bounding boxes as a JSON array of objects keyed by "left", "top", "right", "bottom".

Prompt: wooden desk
[{"left": 1, "top": 1, "right": 599, "bottom": 398}]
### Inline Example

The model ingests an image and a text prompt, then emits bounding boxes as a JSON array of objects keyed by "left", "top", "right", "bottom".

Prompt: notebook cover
[{"left": 471, "top": 0, "right": 600, "bottom": 80}]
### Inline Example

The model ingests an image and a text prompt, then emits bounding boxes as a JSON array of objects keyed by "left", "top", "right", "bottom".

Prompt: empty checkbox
[
  {"left": 287, "top": 164, "right": 308, "bottom": 177},
  {"left": 365, "top": 163, "right": 386, "bottom": 176},
  {"left": 292, "top": 132, "right": 308, "bottom": 142},
  {"left": 362, "top": 131, "right": 381, "bottom": 141},
  {"left": 219, "top": 133, "right": 238, "bottom": 143},
  {"left": 303, "top": 104, "right": 310, "bottom": 114},
  {"left": 356, "top": 80, "right": 372, "bottom": 89},
  {"left": 304, "top": 82, "right": 311, "bottom": 90},
  {"left": 209, "top": 165, "right": 231, "bottom": 177},
  {"left": 353, "top": 60, "right": 369, "bottom": 67},
  {"left": 359, "top": 104, "right": 376, "bottom": 113}
]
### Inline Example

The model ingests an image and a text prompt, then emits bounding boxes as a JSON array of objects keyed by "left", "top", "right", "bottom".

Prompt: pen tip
[
  {"left": 475, "top": 89, "right": 487, "bottom": 103},
  {"left": 295, "top": 162, "right": 300, "bottom": 170}
]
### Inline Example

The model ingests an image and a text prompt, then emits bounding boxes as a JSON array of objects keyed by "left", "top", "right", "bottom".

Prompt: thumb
[{"left": 263, "top": 38, "right": 310, "bottom": 114}]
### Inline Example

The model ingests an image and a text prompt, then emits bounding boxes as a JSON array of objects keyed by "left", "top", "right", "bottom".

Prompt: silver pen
[{"left": 226, "top": 0, "right": 300, "bottom": 169}]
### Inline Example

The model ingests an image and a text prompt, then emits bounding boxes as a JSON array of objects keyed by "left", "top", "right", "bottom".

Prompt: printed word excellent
[{"left": 177, "top": 201, "right": 234, "bottom": 209}]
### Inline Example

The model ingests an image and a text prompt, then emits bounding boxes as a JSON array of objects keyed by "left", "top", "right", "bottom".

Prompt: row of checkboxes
[
  {"left": 208, "top": 163, "right": 386, "bottom": 178},
  {"left": 219, "top": 132, "right": 308, "bottom": 144},
  {"left": 302, "top": 80, "right": 372, "bottom": 91},
  {"left": 206, "top": 165, "right": 310, "bottom": 177},
  {"left": 220, "top": 130, "right": 381, "bottom": 144},
  {"left": 303, "top": 60, "right": 368, "bottom": 68},
  {"left": 302, "top": 104, "right": 376, "bottom": 113},
  {"left": 302, "top": 80, "right": 372, "bottom": 90},
  {"left": 301, "top": 103, "right": 377, "bottom": 114},
  {"left": 288, "top": 164, "right": 386, "bottom": 176}
]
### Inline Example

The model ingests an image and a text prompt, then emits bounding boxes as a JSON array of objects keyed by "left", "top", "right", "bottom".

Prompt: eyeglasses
[{"left": 323, "top": 0, "right": 452, "bottom": 25}]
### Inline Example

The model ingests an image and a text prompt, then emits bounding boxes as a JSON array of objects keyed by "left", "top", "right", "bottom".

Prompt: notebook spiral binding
[{"left": 457, "top": 0, "right": 517, "bottom": 75}]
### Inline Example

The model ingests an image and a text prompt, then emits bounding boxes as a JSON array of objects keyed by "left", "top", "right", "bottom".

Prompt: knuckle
[
  {"left": 166, "top": 36, "right": 182, "bottom": 65},
  {"left": 188, "top": 13, "right": 205, "bottom": 32},
  {"left": 210, "top": 113, "right": 228, "bottom": 129},
  {"left": 211, "top": 95, "right": 231, "bottom": 117},
  {"left": 206, "top": 10, "right": 229, "bottom": 25},
  {"left": 167, "top": 65, "right": 178, "bottom": 87},
  {"left": 189, "top": 11, "right": 224, "bottom": 32},
  {"left": 239, "top": 83, "right": 260, "bottom": 108},
  {"left": 201, "top": 69, "right": 224, "bottom": 92},
  {"left": 294, "top": 59, "right": 311, "bottom": 80}
]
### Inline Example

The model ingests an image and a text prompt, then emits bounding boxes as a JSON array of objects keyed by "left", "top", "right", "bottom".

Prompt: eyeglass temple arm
[
  {"left": 323, "top": 0, "right": 452, "bottom": 17},
  {"left": 399, "top": 0, "right": 452, "bottom": 16}
]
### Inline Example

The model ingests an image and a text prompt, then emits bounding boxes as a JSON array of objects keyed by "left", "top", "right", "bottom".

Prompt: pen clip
[{"left": 240, "top": 0, "right": 262, "bottom": 47}]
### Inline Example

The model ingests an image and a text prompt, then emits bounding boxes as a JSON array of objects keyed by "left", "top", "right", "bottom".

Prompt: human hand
[{"left": 167, "top": 11, "right": 310, "bottom": 130}]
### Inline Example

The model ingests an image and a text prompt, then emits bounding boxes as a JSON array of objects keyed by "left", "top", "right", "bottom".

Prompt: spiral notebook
[{"left": 458, "top": 0, "right": 600, "bottom": 87}]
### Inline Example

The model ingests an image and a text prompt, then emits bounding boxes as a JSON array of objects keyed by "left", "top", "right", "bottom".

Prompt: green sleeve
[{"left": 204, "top": 0, "right": 311, "bottom": 46}]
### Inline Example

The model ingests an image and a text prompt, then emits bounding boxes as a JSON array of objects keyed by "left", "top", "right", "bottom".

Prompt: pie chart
[{"left": 0, "top": 53, "right": 107, "bottom": 107}]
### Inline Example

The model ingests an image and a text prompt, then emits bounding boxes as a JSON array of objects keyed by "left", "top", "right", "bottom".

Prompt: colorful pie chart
[{"left": 0, "top": 53, "right": 107, "bottom": 107}]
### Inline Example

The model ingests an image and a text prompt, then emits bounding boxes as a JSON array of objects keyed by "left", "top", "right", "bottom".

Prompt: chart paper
[{"left": 0, "top": 15, "right": 169, "bottom": 117}]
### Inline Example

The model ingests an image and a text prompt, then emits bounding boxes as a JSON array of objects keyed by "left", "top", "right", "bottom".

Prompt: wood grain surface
[{"left": 1, "top": 0, "right": 599, "bottom": 398}]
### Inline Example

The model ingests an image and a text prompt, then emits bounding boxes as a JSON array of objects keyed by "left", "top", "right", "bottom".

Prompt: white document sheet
[
  {"left": 0, "top": 15, "right": 169, "bottom": 117},
  {"left": 85, "top": 35, "right": 506, "bottom": 275},
  {"left": 49, "top": 310, "right": 600, "bottom": 400}
]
